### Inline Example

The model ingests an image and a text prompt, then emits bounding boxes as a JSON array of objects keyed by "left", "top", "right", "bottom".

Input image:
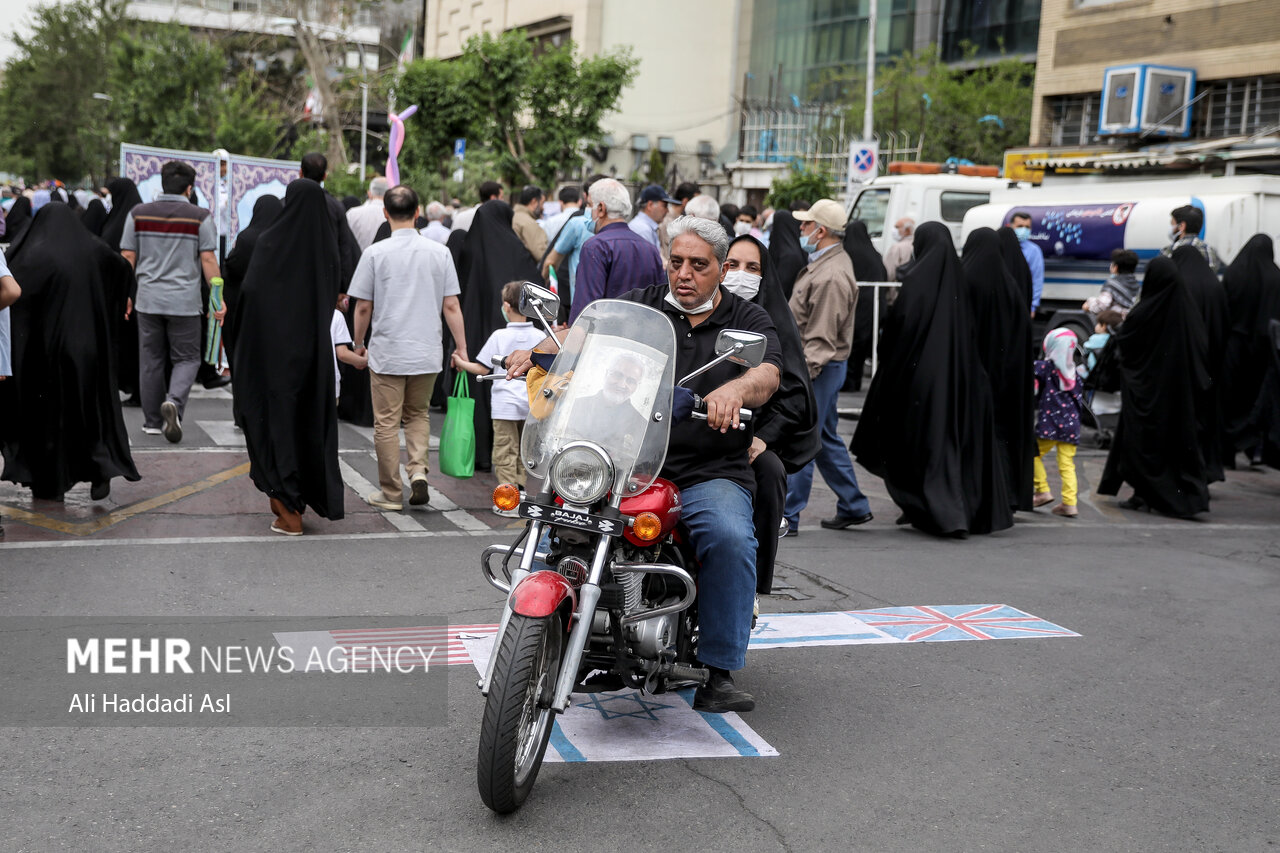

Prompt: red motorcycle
[{"left": 474, "top": 286, "right": 764, "bottom": 813}]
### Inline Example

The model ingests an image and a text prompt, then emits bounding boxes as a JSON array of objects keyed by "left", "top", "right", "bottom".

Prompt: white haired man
[
  {"left": 420, "top": 201, "right": 450, "bottom": 244},
  {"left": 346, "top": 176, "right": 389, "bottom": 251},
  {"left": 569, "top": 178, "right": 665, "bottom": 323}
]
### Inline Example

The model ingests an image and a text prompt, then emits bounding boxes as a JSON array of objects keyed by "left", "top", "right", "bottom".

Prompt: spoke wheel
[{"left": 477, "top": 612, "right": 564, "bottom": 813}]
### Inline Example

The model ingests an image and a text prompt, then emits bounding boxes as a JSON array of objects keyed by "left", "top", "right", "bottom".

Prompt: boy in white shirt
[
  {"left": 451, "top": 281, "right": 546, "bottom": 512},
  {"left": 331, "top": 293, "right": 367, "bottom": 401}
]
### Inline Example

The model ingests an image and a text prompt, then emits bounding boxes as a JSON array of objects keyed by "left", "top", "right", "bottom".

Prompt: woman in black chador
[
  {"left": 1098, "top": 257, "right": 1211, "bottom": 517},
  {"left": 1220, "top": 234, "right": 1280, "bottom": 464},
  {"left": 0, "top": 204, "right": 139, "bottom": 501},
  {"left": 766, "top": 209, "right": 808, "bottom": 301},
  {"left": 852, "top": 221, "right": 1012, "bottom": 538},
  {"left": 231, "top": 179, "right": 344, "bottom": 535},
  {"left": 1172, "top": 245, "right": 1229, "bottom": 483},
  {"left": 842, "top": 220, "right": 887, "bottom": 392},
  {"left": 962, "top": 227, "right": 1035, "bottom": 511},
  {"left": 100, "top": 177, "right": 145, "bottom": 405}
]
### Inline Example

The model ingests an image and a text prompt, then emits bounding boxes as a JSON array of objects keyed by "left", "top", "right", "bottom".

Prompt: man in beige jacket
[
  {"left": 783, "top": 199, "right": 873, "bottom": 534},
  {"left": 511, "top": 185, "right": 547, "bottom": 264}
]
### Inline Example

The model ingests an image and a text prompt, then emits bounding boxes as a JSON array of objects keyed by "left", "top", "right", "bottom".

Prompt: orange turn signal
[
  {"left": 631, "top": 511, "right": 662, "bottom": 543},
  {"left": 493, "top": 484, "right": 521, "bottom": 511}
]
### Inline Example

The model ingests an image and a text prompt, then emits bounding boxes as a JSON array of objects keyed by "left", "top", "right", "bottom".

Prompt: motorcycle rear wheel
[{"left": 477, "top": 612, "right": 564, "bottom": 813}]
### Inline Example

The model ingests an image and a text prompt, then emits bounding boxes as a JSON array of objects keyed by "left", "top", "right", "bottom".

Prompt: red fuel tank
[{"left": 619, "top": 478, "right": 682, "bottom": 547}]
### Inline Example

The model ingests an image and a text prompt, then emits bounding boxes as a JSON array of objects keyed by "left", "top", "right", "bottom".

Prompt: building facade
[{"left": 1031, "top": 0, "right": 1280, "bottom": 147}]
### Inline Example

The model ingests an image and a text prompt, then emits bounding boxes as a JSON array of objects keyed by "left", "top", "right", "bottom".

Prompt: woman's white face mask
[
  {"left": 733, "top": 221, "right": 752, "bottom": 237},
  {"left": 721, "top": 269, "right": 762, "bottom": 301}
]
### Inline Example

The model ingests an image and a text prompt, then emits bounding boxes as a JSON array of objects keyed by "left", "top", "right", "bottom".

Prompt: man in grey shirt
[
  {"left": 120, "top": 161, "right": 223, "bottom": 443},
  {"left": 350, "top": 185, "right": 468, "bottom": 510}
]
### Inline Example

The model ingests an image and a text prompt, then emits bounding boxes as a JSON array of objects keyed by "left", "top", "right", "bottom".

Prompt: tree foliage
[
  {"left": 824, "top": 46, "right": 1033, "bottom": 165},
  {"left": 766, "top": 165, "right": 835, "bottom": 209}
]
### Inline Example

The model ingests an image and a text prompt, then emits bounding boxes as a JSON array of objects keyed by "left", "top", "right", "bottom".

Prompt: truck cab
[{"left": 845, "top": 173, "right": 1015, "bottom": 255}]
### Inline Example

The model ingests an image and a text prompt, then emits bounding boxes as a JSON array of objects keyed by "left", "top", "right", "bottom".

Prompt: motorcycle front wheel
[{"left": 477, "top": 611, "right": 565, "bottom": 813}]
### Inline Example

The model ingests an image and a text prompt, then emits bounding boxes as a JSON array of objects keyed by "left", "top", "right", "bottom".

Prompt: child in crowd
[
  {"left": 331, "top": 293, "right": 367, "bottom": 403},
  {"left": 451, "top": 280, "right": 546, "bottom": 514},
  {"left": 1083, "top": 248, "right": 1141, "bottom": 328},
  {"left": 1032, "top": 328, "right": 1087, "bottom": 518}
]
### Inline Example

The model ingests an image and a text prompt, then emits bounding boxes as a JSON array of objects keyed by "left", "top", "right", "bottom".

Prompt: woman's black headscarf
[
  {"left": 842, "top": 220, "right": 887, "bottom": 391},
  {"left": 341, "top": 195, "right": 361, "bottom": 211},
  {"left": 1098, "top": 257, "right": 1211, "bottom": 516},
  {"left": 1221, "top": 235, "right": 1280, "bottom": 456},
  {"left": 231, "top": 178, "right": 344, "bottom": 519},
  {"left": 4, "top": 196, "right": 32, "bottom": 241},
  {"left": 1173, "top": 244, "right": 1229, "bottom": 482},
  {"left": 852, "top": 221, "right": 1012, "bottom": 537},
  {"left": 100, "top": 178, "right": 142, "bottom": 253},
  {"left": 0, "top": 204, "right": 139, "bottom": 499},
  {"left": 962, "top": 227, "right": 1035, "bottom": 510},
  {"left": 453, "top": 199, "right": 541, "bottom": 470},
  {"left": 997, "top": 226, "right": 1034, "bottom": 311},
  {"left": 767, "top": 210, "right": 808, "bottom": 301},
  {"left": 223, "top": 195, "right": 283, "bottom": 365},
  {"left": 80, "top": 198, "right": 108, "bottom": 235},
  {"left": 728, "top": 234, "right": 819, "bottom": 473}
]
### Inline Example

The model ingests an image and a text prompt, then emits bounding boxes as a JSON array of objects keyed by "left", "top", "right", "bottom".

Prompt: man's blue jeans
[
  {"left": 680, "top": 478, "right": 757, "bottom": 671},
  {"left": 784, "top": 359, "right": 871, "bottom": 526}
]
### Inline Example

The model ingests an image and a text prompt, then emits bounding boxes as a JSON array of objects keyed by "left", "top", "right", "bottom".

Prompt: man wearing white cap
[{"left": 783, "top": 198, "right": 873, "bottom": 534}]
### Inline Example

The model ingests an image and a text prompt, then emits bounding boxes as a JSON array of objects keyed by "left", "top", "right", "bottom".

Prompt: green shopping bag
[{"left": 439, "top": 371, "right": 476, "bottom": 479}]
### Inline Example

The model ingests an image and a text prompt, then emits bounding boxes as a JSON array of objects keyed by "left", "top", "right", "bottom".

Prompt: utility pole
[{"left": 864, "top": 0, "right": 877, "bottom": 140}]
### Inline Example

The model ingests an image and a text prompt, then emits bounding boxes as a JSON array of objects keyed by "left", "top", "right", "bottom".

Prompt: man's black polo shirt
[{"left": 619, "top": 283, "right": 782, "bottom": 495}]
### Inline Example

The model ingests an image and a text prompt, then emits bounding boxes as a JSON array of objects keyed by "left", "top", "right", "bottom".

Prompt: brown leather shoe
[{"left": 269, "top": 497, "right": 303, "bottom": 536}]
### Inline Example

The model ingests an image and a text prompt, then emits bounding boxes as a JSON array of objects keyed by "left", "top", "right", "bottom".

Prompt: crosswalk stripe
[{"left": 337, "top": 458, "right": 426, "bottom": 531}]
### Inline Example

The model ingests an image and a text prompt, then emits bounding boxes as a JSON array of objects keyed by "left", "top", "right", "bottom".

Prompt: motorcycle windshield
[{"left": 522, "top": 299, "right": 676, "bottom": 499}]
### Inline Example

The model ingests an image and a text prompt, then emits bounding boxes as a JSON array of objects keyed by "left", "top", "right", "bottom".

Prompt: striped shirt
[{"left": 121, "top": 193, "right": 216, "bottom": 316}]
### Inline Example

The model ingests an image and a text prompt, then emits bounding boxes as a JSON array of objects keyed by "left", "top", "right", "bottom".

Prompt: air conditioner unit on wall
[{"left": 1099, "top": 65, "right": 1196, "bottom": 138}]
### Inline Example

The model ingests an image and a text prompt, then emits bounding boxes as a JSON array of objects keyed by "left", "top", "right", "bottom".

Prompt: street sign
[
  {"left": 453, "top": 138, "right": 466, "bottom": 160},
  {"left": 844, "top": 140, "right": 879, "bottom": 199}
]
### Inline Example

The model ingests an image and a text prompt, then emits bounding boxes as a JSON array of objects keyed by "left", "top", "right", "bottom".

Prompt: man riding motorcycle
[{"left": 506, "top": 214, "right": 782, "bottom": 712}]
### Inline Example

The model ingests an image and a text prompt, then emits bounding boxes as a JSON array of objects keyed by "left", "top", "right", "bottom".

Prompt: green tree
[
  {"left": 823, "top": 46, "right": 1033, "bottom": 165},
  {"left": 0, "top": 0, "right": 124, "bottom": 182},
  {"left": 461, "top": 30, "right": 636, "bottom": 188},
  {"left": 766, "top": 165, "right": 835, "bottom": 209},
  {"left": 393, "top": 58, "right": 483, "bottom": 199},
  {"left": 215, "top": 72, "right": 288, "bottom": 158}
]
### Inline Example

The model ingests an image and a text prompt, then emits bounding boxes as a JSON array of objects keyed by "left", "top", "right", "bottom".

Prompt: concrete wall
[{"left": 1031, "top": 0, "right": 1280, "bottom": 144}]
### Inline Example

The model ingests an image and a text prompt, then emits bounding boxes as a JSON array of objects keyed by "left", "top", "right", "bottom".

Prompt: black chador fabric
[
  {"left": 851, "top": 221, "right": 1012, "bottom": 537},
  {"left": 1248, "top": 320, "right": 1280, "bottom": 468},
  {"left": 4, "top": 196, "right": 32, "bottom": 242},
  {"left": 767, "top": 210, "right": 808, "bottom": 301},
  {"left": 1173, "top": 245, "right": 1229, "bottom": 483},
  {"left": 730, "top": 235, "right": 819, "bottom": 474},
  {"left": 963, "top": 227, "right": 1035, "bottom": 510},
  {"left": 231, "top": 179, "right": 344, "bottom": 518},
  {"left": 454, "top": 200, "right": 541, "bottom": 470},
  {"left": 1098, "top": 257, "right": 1211, "bottom": 517},
  {"left": 100, "top": 178, "right": 144, "bottom": 400},
  {"left": 843, "top": 220, "right": 887, "bottom": 391},
  {"left": 81, "top": 198, "right": 108, "bottom": 235},
  {"left": 224, "top": 196, "right": 282, "bottom": 426},
  {"left": 0, "top": 204, "right": 139, "bottom": 499},
  {"left": 1221, "top": 235, "right": 1280, "bottom": 457},
  {"left": 997, "top": 226, "right": 1034, "bottom": 311}
]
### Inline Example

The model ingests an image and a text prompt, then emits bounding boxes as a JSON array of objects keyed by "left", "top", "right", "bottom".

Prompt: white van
[{"left": 845, "top": 173, "right": 1015, "bottom": 254}]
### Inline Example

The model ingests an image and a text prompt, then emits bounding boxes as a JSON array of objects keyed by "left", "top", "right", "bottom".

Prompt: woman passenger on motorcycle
[{"left": 722, "top": 235, "right": 820, "bottom": 596}]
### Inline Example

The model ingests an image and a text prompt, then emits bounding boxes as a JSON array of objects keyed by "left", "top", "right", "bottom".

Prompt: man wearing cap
[
  {"left": 659, "top": 181, "right": 700, "bottom": 260},
  {"left": 782, "top": 198, "right": 873, "bottom": 534},
  {"left": 629, "top": 184, "right": 677, "bottom": 253}
]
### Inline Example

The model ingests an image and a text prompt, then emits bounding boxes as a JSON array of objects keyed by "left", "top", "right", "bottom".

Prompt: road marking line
[
  {"left": 0, "top": 529, "right": 495, "bottom": 549},
  {"left": 337, "top": 458, "right": 425, "bottom": 531},
  {"left": 0, "top": 462, "right": 250, "bottom": 536}
]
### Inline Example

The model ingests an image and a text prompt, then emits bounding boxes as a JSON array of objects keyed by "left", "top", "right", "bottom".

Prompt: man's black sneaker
[
  {"left": 820, "top": 512, "right": 873, "bottom": 529},
  {"left": 693, "top": 667, "right": 755, "bottom": 713},
  {"left": 202, "top": 374, "right": 232, "bottom": 390}
]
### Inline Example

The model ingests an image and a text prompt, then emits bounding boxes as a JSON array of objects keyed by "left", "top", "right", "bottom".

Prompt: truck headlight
[{"left": 549, "top": 442, "right": 613, "bottom": 506}]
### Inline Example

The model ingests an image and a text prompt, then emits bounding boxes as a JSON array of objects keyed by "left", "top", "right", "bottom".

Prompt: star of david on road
[{"left": 575, "top": 690, "right": 676, "bottom": 721}]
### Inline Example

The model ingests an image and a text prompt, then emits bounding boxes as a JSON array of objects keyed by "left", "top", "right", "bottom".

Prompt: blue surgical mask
[
  {"left": 1014, "top": 226, "right": 1031, "bottom": 242},
  {"left": 585, "top": 215, "right": 597, "bottom": 234},
  {"left": 1169, "top": 226, "right": 1181, "bottom": 241},
  {"left": 799, "top": 235, "right": 818, "bottom": 254}
]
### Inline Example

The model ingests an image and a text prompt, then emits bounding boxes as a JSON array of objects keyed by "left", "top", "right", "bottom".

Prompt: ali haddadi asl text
[{"left": 67, "top": 692, "right": 230, "bottom": 714}]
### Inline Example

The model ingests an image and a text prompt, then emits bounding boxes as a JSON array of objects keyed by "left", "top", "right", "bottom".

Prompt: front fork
[{"left": 478, "top": 524, "right": 614, "bottom": 713}]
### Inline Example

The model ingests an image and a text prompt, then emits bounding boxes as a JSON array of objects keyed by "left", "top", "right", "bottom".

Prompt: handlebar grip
[
  {"left": 689, "top": 405, "right": 752, "bottom": 431},
  {"left": 476, "top": 373, "right": 525, "bottom": 382}
]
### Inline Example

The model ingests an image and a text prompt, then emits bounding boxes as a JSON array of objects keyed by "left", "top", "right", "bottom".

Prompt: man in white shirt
[
  {"left": 628, "top": 184, "right": 677, "bottom": 252},
  {"left": 882, "top": 216, "right": 915, "bottom": 281},
  {"left": 349, "top": 185, "right": 469, "bottom": 510},
  {"left": 345, "top": 176, "right": 388, "bottom": 252},
  {"left": 420, "top": 201, "right": 450, "bottom": 244}
]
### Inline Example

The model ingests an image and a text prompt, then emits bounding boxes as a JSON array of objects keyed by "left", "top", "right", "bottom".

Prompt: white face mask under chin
[
  {"left": 720, "top": 270, "right": 762, "bottom": 301},
  {"left": 664, "top": 289, "right": 716, "bottom": 315}
]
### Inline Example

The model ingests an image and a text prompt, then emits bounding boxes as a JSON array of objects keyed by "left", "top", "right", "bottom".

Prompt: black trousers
[{"left": 752, "top": 450, "right": 787, "bottom": 595}]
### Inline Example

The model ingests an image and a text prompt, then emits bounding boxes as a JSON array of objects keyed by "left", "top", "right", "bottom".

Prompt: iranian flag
[{"left": 396, "top": 29, "right": 413, "bottom": 72}]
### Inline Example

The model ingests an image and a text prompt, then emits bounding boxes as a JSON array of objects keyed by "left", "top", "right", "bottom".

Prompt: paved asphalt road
[{"left": 1, "top": 387, "right": 1277, "bottom": 851}]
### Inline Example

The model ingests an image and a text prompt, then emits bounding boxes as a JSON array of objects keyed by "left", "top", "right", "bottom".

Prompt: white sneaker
[
  {"left": 141, "top": 426, "right": 162, "bottom": 435},
  {"left": 365, "top": 492, "right": 403, "bottom": 511}
]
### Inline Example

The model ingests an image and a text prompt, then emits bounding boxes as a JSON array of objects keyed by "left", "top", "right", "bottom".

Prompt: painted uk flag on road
[{"left": 846, "top": 604, "right": 1080, "bottom": 642}]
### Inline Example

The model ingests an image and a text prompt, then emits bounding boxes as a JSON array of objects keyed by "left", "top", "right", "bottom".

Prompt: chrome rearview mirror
[
  {"left": 715, "top": 330, "right": 767, "bottom": 369},
  {"left": 518, "top": 281, "right": 561, "bottom": 343},
  {"left": 679, "top": 329, "right": 768, "bottom": 386}
]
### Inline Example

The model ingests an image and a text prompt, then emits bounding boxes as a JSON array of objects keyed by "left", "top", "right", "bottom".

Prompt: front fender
[{"left": 510, "top": 570, "right": 576, "bottom": 620}]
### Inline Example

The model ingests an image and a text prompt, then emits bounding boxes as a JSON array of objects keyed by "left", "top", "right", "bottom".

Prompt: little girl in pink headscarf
[{"left": 1032, "top": 328, "right": 1086, "bottom": 518}]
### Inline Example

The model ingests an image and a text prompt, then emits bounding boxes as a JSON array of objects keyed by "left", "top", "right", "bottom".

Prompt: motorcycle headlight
[{"left": 549, "top": 442, "right": 614, "bottom": 506}]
